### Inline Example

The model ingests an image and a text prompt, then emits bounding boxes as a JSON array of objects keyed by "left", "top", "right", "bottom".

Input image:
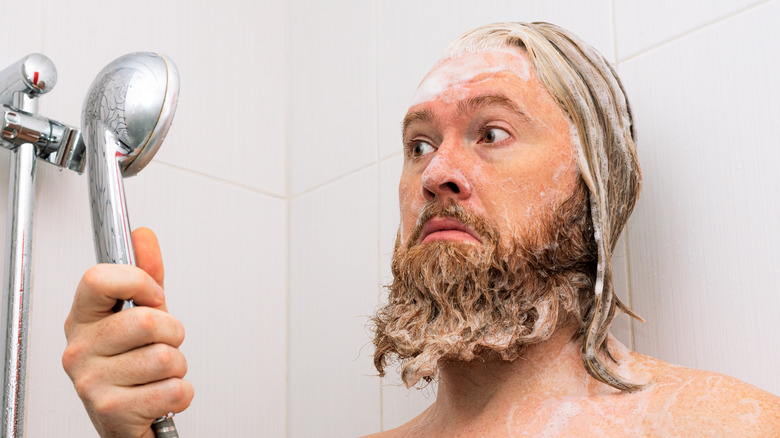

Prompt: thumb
[{"left": 132, "top": 227, "right": 166, "bottom": 310}]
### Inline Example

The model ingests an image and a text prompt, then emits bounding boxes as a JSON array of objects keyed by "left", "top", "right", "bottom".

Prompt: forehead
[
  {"left": 409, "top": 47, "right": 533, "bottom": 108},
  {"left": 404, "top": 47, "right": 569, "bottom": 137}
]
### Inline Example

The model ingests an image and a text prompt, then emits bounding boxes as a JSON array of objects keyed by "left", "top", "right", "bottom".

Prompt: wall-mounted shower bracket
[{"left": 0, "top": 105, "right": 86, "bottom": 173}]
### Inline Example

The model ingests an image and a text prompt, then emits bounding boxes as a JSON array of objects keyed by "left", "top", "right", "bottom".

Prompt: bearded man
[
  {"left": 368, "top": 22, "right": 780, "bottom": 436},
  {"left": 62, "top": 22, "right": 779, "bottom": 437}
]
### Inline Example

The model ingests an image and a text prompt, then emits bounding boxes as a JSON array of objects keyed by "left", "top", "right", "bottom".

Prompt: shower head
[
  {"left": 82, "top": 52, "right": 179, "bottom": 178},
  {"left": 82, "top": 52, "right": 179, "bottom": 265}
]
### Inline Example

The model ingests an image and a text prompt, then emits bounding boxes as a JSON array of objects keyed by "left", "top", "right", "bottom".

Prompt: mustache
[{"left": 406, "top": 200, "right": 499, "bottom": 248}]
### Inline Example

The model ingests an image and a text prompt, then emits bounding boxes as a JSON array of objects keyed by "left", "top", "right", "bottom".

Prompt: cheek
[{"left": 488, "top": 154, "right": 579, "bottom": 228}]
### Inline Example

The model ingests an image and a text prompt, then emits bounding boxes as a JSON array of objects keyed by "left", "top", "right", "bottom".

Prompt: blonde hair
[{"left": 443, "top": 22, "right": 643, "bottom": 391}]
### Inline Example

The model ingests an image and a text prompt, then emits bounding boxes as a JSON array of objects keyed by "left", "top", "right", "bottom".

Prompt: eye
[
  {"left": 410, "top": 140, "right": 435, "bottom": 158},
  {"left": 481, "top": 127, "right": 510, "bottom": 144}
]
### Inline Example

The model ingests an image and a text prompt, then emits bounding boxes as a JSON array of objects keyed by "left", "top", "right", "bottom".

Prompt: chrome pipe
[
  {"left": 82, "top": 52, "right": 180, "bottom": 437},
  {"left": 0, "top": 93, "right": 38, "bottom": 438}
]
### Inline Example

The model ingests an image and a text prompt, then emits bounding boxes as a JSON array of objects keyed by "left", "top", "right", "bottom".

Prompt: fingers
[
  {"left": 70, "top": 306, "right": 185, "bottom": 357},
  {"left": 67, "top": 340, "right": 187, "bottom": 388},
  {"left": 81, "top": 378, "right": 193, "bottom": 436},
  {"left": 68, "top": 264, "right": 165, "bottom": 329}
]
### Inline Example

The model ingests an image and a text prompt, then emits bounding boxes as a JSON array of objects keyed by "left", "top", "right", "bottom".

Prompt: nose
[{"left": 420, "top": 147, "right": 473, "bottom": 202}]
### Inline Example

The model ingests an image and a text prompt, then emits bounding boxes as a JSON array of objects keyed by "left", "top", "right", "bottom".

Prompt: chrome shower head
[
  {"left": 82, "top": 52, "right": 179, "bottom": 265},
  {"left": 82, "top": 52, "right": 179, "bottom": 177}
]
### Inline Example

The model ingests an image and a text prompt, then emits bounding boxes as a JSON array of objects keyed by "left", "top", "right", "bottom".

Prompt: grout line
[
  {"left": 151, "top": 160, "right": 286, "bottom": 200},
  {"left": 287, "top": 154, "right": 402, "bottom": 204},
  {"left": 617, "top": 0, "right": 772, "bottom": 65},
  {"left": 372, "top": 0, "right": 385, "bottom": 430},
  {"left": 624, "top": 229, "right": 636, "bottom": 351},
  {"left": 289, "top": 160, "right": 380, "bottom": 200},
  {"left": 610, "top": 0, "right": 619, "bottom": 65},
  {"left": 379, "top": 151, "right": 403, "bottom": 164},
  {"left": 284, "top": 0, "right": 292, "bottom": 435}
]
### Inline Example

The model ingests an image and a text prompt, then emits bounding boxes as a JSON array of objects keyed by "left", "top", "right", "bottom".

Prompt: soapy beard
[{"left": 372, "top": 182, "right": 596, "bottom": 388}]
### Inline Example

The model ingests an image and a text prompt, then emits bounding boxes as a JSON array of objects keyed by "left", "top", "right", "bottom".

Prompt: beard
[{"left": 372, "top": 181, "right": 597, "bottom": 388}]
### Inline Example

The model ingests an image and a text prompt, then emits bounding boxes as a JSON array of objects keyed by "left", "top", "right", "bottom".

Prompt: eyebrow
[
  {"left": 456, "top": 93, "right": 531, "bottom": 122},
  {"left": 401, "top": 93, "right": 531, "bottom": 139},
  {"left": 401, "top": 108, "right": 433, "bottom": 139}
]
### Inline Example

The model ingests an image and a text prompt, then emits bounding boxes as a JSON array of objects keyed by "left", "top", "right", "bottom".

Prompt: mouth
[{"left": 420, "top": 217, "right": 482, "bottom": 245}]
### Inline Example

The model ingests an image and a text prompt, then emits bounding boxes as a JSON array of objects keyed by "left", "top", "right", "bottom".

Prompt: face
[{"left": 399, "top": 47, "right": 579, "bottom": 248}]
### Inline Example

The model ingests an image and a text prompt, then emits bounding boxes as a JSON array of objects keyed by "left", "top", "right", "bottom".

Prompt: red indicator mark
[{"left": 33, "top": 72, "right": 39, "bottom": 85}]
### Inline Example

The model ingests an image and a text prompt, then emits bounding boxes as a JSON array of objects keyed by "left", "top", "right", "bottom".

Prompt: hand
[{"left": 63, "top": 228, "right": 194, "bottom": 438}]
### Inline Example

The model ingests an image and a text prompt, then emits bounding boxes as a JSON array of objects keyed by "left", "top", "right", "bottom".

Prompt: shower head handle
[{"left": 82, "top": 52, "right": 179, "bottom": 265}]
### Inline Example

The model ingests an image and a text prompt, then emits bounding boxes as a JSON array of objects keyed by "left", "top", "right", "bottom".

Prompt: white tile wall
[
  {"left": 614, "top": 0, "right": 763, "bottom": 60},
  {"left": 618, "top": 0, "right": 780, "bottom": 395},
  {"left": 40, "top": 0, "right": 289, "bottom": 195},
  {"left": 288, "top": 0, "right": 377, "bottom": 195},
  {"left": 288, "top": 167, "right": 380, "bottom": 437}
]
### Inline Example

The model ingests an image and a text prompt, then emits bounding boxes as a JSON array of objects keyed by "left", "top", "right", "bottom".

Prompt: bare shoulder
[
  {"left": 359, "top": 407, "right": 430, "bottom": 438},
  {"left": 635, "top": 354, "right": 780, "bottom": 436}
]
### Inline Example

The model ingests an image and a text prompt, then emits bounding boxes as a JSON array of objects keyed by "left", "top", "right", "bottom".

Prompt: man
[{"left": 63, "top": 22, "right": 780, "bottom": 436}]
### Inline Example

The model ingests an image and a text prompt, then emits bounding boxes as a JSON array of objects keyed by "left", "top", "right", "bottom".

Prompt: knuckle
[
  {"left": 61, "top": 342, "right": 83, "bottom": 373},
  {"left": 81, "top": 263, "right": 119, "bottom": 291},
  {"left": 168, "top": 380, "right": 195, "bottom": 410},
  {"left": 134, "top": 308, "right": 159, "bottom": 337},
  {"left": 172, "top": 318, "right": 186, "bottom": 346},
  {"left": 151, "top": 344, "right": 174, "bottom": 368},
  {"left": 72, "top": 370, "right": 98, "bottom": 399},
  {"left": 80, "top": 265, "right": 108, "bottom": 291},
  {"left": 91, "top": 392, "right": 120, "bottom": 417}
]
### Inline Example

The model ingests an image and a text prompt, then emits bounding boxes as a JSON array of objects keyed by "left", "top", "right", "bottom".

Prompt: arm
[{"left": 62, "top": 228, "right": 194, "bottom": 438}]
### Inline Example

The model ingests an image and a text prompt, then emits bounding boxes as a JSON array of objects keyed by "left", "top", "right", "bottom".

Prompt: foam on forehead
[{"left": 410, "top": 47, "right": 531, "bottom": 107}]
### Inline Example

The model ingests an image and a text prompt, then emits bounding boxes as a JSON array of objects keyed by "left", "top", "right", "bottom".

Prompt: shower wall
[{"left": 0, "top": 0, "right": 777, "bottom": 436}]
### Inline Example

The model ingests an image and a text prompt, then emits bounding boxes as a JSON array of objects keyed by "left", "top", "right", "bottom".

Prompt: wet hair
[{"left": 442, "top": 22, "right": 643, "bottom": 391}]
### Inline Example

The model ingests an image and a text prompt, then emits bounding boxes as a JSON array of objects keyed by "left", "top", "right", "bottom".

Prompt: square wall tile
[
  {"left": 39, "top": 0, "right": 288, "bottom": 195},
  {"left": 377, "top": 0, "right": 615, "bottom": 160},
  {"left": 289, "top": 167, "right": 381, "bottom": 436},
  {"left": 619, "top": 1, "right": 780, "bottom": 395},
  {"left": 614, "top": 0, "right": 762, "bottom": 60},
  {"left": 289, "top": 0, "right": 377, "bottom": 195},
  {"left": 0, "top": 1, "right": 44, "bottom": 67}
]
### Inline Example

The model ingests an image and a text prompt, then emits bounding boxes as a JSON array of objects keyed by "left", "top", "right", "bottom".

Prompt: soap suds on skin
[{"left": 411, "top": 48, "right": 531, "bottom": 107}]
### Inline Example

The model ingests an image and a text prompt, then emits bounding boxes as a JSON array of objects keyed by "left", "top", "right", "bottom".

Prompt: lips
[{"left": 420, "top": 217, "right": 482, "bottom": 244}]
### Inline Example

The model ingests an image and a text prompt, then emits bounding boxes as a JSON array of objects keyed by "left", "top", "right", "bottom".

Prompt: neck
[{"left": 429, "top": 325, "right": 615, "bottom": 425}]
